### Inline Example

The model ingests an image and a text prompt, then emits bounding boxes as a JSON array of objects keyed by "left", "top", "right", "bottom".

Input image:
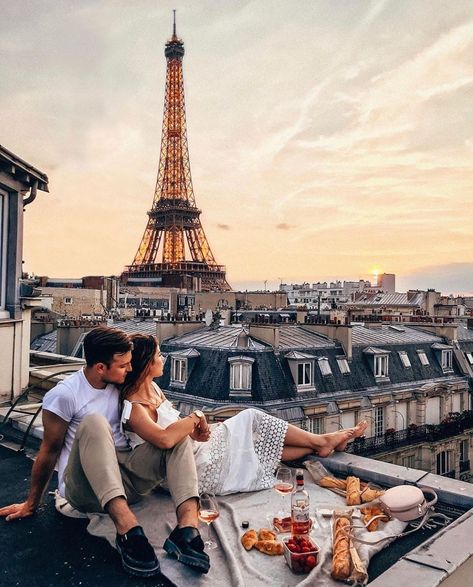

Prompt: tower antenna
[{"left": 172, "top": 9, "right": 177, "bottom": 39}]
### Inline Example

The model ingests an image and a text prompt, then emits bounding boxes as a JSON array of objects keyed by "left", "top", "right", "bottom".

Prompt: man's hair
[{"left": 83, "top": 326, "right": 132, "bottom": 367}]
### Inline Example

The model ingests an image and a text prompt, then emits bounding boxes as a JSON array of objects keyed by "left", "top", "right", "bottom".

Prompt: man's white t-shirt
[{"left": 42, "top": 369, "right": 129, "bottom": 497}]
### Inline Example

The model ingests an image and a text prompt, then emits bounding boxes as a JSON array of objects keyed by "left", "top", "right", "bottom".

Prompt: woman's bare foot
[
  {"left": 314, "top": 429, "right": 355, "bottom": 458},
  {"left": 334, "top": 421, "right": 368, "bottom": 452}
]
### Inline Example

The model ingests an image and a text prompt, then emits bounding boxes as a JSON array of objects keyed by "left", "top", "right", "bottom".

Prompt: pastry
[
  {"left": 254, "top": 540, "right": 284, "bottom": 556},
  {"left": 319, "top": 476, "right": 347, "bottom": 490},
  {"left": 241, "top": 529, "right": 258, "bottom": 550},
  {"left": 361, "top": 506, "right": 389, "bottom": 532},
  {"left": 258, "top": 528, "right": 277, "bottom": 541},
  {"left": 346, "top": 476, "right": 361, "bottom": 506},
  {"left": 331, "top": 518, "right": 351, "bottom": 580},
  {"left": 361, "top": 487, "right": 385, "bottom": 503}
]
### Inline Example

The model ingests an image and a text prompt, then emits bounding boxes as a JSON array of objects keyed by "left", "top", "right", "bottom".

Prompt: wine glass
[
  {"left": 273, "top": 466, "right": 293, "bottom": 518},
  {"left": 198, "top": 492, "right": 220, "bottom": 550}
]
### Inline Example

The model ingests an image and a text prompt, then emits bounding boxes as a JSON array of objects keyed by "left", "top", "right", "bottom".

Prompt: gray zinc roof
[
  {"left": 278, "top": 326, "right": 335, "bottom": 349},
  {"left": 169, "top": 325, "right": 267, "bottom": 350},
  {"left": 457, "top": 324, "right": 473, "bottom": 341},
  {"left": 348, "top": 292, "right": 425, "bottom": 306},
  {"left": 352, "top": 324, "right": 442, "bottom": 346}
]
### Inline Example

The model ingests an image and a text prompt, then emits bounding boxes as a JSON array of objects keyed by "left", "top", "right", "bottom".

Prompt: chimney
[{"left": 248, "top": 324, "right": 280, "bottom": 348}]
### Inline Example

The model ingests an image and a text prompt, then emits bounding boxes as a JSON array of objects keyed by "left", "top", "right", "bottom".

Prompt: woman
[{"left": 120, "top": 334, "right": 367, "bottom": 495}]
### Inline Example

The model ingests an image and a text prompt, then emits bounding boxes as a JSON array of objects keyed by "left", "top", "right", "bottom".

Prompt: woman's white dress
[{"left": 121, "top": 384, "right": 288, "bottom": 495}]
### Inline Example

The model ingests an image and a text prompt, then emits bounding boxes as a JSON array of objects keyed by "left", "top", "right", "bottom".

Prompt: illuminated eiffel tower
[{"left": 121, "top": 14, "right": 231, "bottom": 291}]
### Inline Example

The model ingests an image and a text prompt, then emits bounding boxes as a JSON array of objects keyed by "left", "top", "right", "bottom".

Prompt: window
[
  {"left": 307, "top": 417, "right": 324, "bottom": 434},
  {"left": 64, "top": 297, "right": 73, "bottom": 305},
  {"left": 318, "top": 357, "right": 332, "bottom": 377},
  {"left": 374, "top": 355, "right": 389, "bottom": 378},
  {"left": 230, "top": 362, "right": 252, "bottom": 391},
  {"left": 297, "top": 362, "right": 312, "bottom": 386},
  {"left": 0, "top": 191, "right": 7, "bottom": 312},
  {"left": 374, "top": 406, "right": 384, "bottom": 437},
  {"left": 436, "top": 450, "right": 453, "bottom": 476},
  {"left": 171, "top": 357, "right": 187, "bottom": 383},
  {"left": 402, "top": 455, "right": 416, "bottom": 468},
  {"left": 466, "top": 352, "right": 473, "bottom": 366},
  {"left": 417, "top": 350, "right": 430, "bottom": 366},
  {"left": 398, "top": 351, "right": 411, "bottom": 368},
  {"left": 460, "top": 439, "right": 469, "bottom": 463},
  {"left": 337, "top": 357, "right": 350, "bottom": 374},
  {"left": 441, "top": 350, "right": 453, "bottom": 371}
]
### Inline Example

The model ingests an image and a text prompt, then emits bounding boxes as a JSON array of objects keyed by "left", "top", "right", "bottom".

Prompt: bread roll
[
  {"left": 254, "top": 540, "right": 284, "bottom": 556},
  {"left": 241, "top": 529, "right": 258, "bottom": 550},
  {"left": 346, "top": 476, "right": 361, "bottom": 506},
  {"left": 361, "top": 506, "right": 389, "bottom": 532},
  {"left": 331, "top": 518, "right": 351, "bottom": 580}
]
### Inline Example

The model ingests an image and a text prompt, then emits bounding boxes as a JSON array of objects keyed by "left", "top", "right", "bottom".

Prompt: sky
[{"left": 1, "top": 0, "right": 473, "bottom": 294}]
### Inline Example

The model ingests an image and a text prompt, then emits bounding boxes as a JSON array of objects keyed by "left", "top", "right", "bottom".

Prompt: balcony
[{"left": 348, "top": 411, "right": 473, "bottom": 457}]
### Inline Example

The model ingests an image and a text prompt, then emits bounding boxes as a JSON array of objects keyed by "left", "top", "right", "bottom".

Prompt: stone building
[{"left": 0, "top": 145, "right": 48, "bottom": 400}]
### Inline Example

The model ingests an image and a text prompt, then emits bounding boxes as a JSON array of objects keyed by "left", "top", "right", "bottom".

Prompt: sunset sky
[{"left": 1, "top": 1, "right": 472, "bottom": 293}]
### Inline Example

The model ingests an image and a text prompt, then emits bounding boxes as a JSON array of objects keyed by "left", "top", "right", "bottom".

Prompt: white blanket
[{"left": 75, "top": 474, "right": 406, "bottom": 586}]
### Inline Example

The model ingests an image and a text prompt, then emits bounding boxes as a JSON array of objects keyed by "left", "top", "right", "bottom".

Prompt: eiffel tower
[{"left": 121, "top": 14, "right": 231, "bottom": 292}]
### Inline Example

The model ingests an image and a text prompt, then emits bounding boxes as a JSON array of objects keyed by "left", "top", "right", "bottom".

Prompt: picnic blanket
[{"left": 66, "top": 471, "right": 406, "bottom": 586}]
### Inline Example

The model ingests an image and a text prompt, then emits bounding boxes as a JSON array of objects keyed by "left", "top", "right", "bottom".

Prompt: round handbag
[{"left": 379, "top": 485, "right": 438, "bottom": 522}]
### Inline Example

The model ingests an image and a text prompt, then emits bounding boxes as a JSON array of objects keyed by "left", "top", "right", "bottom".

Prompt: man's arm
[{"left": 0, "top": 410, "right": 68, "bottom": 521}]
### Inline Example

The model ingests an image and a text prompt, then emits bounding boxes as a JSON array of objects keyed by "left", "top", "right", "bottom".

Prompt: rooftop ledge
[{"left": 318, "top": 452, "right": 473, "bottom": 586}]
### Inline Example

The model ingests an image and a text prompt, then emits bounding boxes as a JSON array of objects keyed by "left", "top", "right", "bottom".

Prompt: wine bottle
[{"left": 291, "top": 469, "right": 310, "bottom": 535}]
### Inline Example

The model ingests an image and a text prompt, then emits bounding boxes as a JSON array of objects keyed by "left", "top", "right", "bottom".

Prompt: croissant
[
  {"left": 331, "top": 518, "right": 351, "bottom": 580},
  {"left": 258, "top": 528, "right": 277, "bottom": 541},
  {"left": 254, "top": 540, "right": 284, "bottom": 556},
  {"left": 319, "top": 476, "right": 347, "bottom": 490},
  {"left": 346, "top": 476, "right": 361, "bottom": 506},
  {"left": 361, "top": 487, "right": 385, "bottom": 503},
  {"left": 241, "top": 529, "right": 258, "bottom": 550},
  {"left": 361, "top": 506, "right": 389, "bottom": 532}
]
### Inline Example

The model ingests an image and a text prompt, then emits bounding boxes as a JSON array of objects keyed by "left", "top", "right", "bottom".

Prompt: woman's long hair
[{"left": 119, "top": 334, "right": 158, "bottom": 404}]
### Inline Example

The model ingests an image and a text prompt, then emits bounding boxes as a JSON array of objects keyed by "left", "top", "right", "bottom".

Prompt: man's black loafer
[
  {"left": 116, "top": 525, "right": 161, "bottom": 577},
  {"left": 163, "top": 526, "right": 210, "bottom": 574}
]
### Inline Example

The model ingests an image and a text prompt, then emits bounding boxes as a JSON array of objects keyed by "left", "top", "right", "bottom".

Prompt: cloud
[
  {"left": 217, "top": 223, "right": 231, "bottom": 230},
  {"left": 276, "top": 223, "right": 296, "bottom": 230}
]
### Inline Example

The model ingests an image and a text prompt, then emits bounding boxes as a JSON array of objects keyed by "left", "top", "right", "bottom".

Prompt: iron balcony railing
[{"left": 347, "top": 412, "right": 473, "bottom": 456}]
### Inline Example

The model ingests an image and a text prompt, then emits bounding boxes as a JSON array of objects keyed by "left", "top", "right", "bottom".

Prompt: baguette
[
  {"left": 254, "top": 540, "right": 284, "bottom": 556},
  {"left": 361, "top": 506, "right": 389, "bottom": 532},
  {"left": 241, "top": 529, "right": 258, "bottom": 550},
  {"left": 346, "top": 476, "right": 361, "bottom": 506},
  {"left": 331, "top": 518, "right": 351, "bottom": 580},
  {"left": 319, "top": 476, "right": 347, "bottom": 490}
]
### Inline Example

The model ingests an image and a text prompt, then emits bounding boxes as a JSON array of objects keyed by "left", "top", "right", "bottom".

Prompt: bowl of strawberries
[{"left": 283, "top": 535, "right": 319, "bottom": 574}]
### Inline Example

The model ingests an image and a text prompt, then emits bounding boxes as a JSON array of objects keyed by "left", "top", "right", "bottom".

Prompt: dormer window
[
  {"left": 441, "top": 350, "right": 453, "bottom": 371},
  {"left": 298, "top": 362, "right": 312, "bottom": 386},
  {"left": 336, "top": 357, "right": 350, "bottom": 375},
  {"left": 374, "top": 355, "right": 389, "bottom": 378},
  {"left": 228, "top": 356, "right": 254, "bottom": 396},
  {"left": 398, "top": 351, "right": 411, "bottom": 368},
  {"left": 285, "top": 351, "right": 316, "bottom": 392},
  {"left": 431, "top": 343, "right": 454, "bottom": 372},
  {"left": 171, "top": 357, "right": 187, "bottom": 384},
  {"left": 318, "top": 357, "right": 332, "bottom": 377},
  {"left": 466, "top": 352, "right": 473, "bottom": 366},
  {"left": 363, "top": 347, "right": 390, "bottom": 379},
  {"left": 417, "top": 350, "right": 429, "bottom": 366}
]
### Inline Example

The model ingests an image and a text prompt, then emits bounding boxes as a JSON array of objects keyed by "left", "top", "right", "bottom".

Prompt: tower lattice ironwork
[{"left": 122, "top": 15, "right": 231, "bottom": 291}]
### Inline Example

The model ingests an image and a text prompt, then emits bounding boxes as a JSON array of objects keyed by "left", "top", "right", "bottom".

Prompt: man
[{"left": 0, "top": 326, "right": 210, "bottom": 577}]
